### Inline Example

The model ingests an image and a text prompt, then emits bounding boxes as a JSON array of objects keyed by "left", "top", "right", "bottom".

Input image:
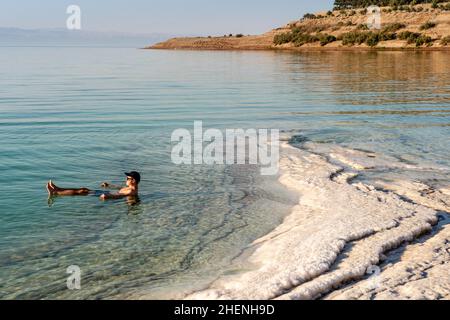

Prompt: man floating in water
[{"left": 46, "top": 171, "right": 140, "bottom": 201}]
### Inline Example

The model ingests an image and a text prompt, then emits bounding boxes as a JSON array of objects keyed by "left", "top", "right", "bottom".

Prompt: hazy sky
[{"left": 0, "top": 0, "right": 335, "bottom": 35}]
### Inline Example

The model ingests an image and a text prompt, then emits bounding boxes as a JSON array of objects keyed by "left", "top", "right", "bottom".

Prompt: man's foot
[
  {"left": 49, "top": 180, "right": 60, "bottom": 191},
  {"left": 47, "top": 181, "right": 56, "bottom": 196}
]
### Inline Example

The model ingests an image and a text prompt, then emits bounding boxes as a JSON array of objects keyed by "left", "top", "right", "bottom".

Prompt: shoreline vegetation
[{"left": 147, "top": 1, "right": 450, "bottom": 51}]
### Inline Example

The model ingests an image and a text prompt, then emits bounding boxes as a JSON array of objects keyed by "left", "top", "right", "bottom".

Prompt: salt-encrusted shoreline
[{"left": 185, "top": 140, "right": 450, "bottom": 300}]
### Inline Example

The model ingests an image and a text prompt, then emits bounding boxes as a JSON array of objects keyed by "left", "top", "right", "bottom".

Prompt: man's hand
[
  {"left": 99, "top": 193, "right": 127, "bottom": 200},
  {"left": 101, "top": 182, "right": 122, "bottom": 190}
]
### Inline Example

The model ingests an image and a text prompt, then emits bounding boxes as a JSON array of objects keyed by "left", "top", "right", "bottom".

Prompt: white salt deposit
[
  {"left": 325, "top": 220, "right": 450, "bottom": 300},
  {"left": 186, "top": 141, "right": 449, "bottom": 300}
]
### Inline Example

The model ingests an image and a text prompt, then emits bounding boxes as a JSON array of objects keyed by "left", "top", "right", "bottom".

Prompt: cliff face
[{"left": 147, "top": 4, "right": 450, "bottom": 50}]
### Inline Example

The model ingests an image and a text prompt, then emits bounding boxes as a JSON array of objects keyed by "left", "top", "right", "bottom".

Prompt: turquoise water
[{"left": 0, "top": 48, "right": 449, "bottom": 299}]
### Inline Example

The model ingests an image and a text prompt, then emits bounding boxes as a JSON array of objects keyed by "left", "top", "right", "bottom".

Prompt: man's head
[{"left": 125, "top": 171, "right": 141, "bottom": 187}]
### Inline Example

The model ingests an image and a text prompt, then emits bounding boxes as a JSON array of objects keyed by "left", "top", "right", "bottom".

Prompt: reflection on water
[
  {"left": 47, "top": 194, "right": 142, "bottom": 212},
  {"left": 0, "top": 48, "right": 449, "bottom": 299},
  {"left": 291, "top": 51, "right": 450, "bottom": 104},
  {"left": 293, "top": 109, "right": 450, "bottom": 115}
]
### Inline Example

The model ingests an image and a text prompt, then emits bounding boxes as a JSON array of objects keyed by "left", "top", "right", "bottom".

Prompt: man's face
[{"left": 126, "top": 176, "right": 136, "bottom": 187}]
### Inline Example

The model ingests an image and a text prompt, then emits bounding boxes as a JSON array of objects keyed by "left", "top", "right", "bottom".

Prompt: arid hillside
[{"left": 148, "top": 3, "right": 450, "bottom": 50}]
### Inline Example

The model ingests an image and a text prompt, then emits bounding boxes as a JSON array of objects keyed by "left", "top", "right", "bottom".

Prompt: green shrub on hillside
[
  {"left": 382, "top": 23, "right": 406, "bottom": 33},
  {"left": 342, "top": 31, "right": 371, "bottom": 45},
  {"left": 342, "top": 30, "right": 398, "bottom": 47},
  {"left": 274, "top": 32, "right": 295, "bottom": 45},
  {"left": 357, "top": 23, "right": 369, "bottom": 30},
  {"left": 441, "top": 36, "right": 450, "bottom": 45},
  {"left": 274, "top": 30, "right": 318, "bottom": 46},
  {"left": 398, "top": 31, "right": 433, "bottom": 46},
  {"left": 303, "top": 13, "right": 317, "bottom": 19},
  {"left": 379, "top": 32, "right": 398, "bottom": 41},
  {"left": 398, "top": 31, "right": 420, "bottom": 42},
  {"left": 293, "top": 33, "right": 319, "bottom": 46},
  {"left": 420, "top": 21, "right": 437, "bottom": 30},
  {"left": 415, "top": 34, "right": 433, "bottom": 46},
  {"left": 317, "top": 33, "right": 338, "bottom": 46},
  {"left": 273, "top": 26, "right": 338, "bottom": 47},
  {"left": 366, "top": 32, "right": 381, "bottom": 46}
]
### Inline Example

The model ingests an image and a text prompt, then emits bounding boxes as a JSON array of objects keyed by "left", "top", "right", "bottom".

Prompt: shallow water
[{"left": 0, "top": 48, "right": 449, "bottom": 299}]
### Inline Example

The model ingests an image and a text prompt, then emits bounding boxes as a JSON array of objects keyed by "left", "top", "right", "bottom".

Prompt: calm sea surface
[{"left": 0, "top": 47, "right": 449, "bottom": 299}]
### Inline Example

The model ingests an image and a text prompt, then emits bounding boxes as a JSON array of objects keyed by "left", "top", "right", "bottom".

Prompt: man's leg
[{"left": 47, "top": 180, "right": 91, "bottom": 196}]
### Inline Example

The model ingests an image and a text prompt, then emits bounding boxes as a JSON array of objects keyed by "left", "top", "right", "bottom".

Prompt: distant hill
[
  {"left": 149, "top": 2, "right": 450, "bottom": 50},
  {"left": 0, "top": 28, "right": 175, "bottom": 47}
]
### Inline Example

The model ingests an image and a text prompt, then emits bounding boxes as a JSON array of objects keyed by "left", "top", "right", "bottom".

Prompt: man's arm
[
  {"left": 100, "top": 182, "right": 122, "bottom": 190},
  {"left": 100, "top": 193, "right": 127, "bottom": 200},
  {"left": 100, "top": 188, "right": 135, "bottom": 201}
]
